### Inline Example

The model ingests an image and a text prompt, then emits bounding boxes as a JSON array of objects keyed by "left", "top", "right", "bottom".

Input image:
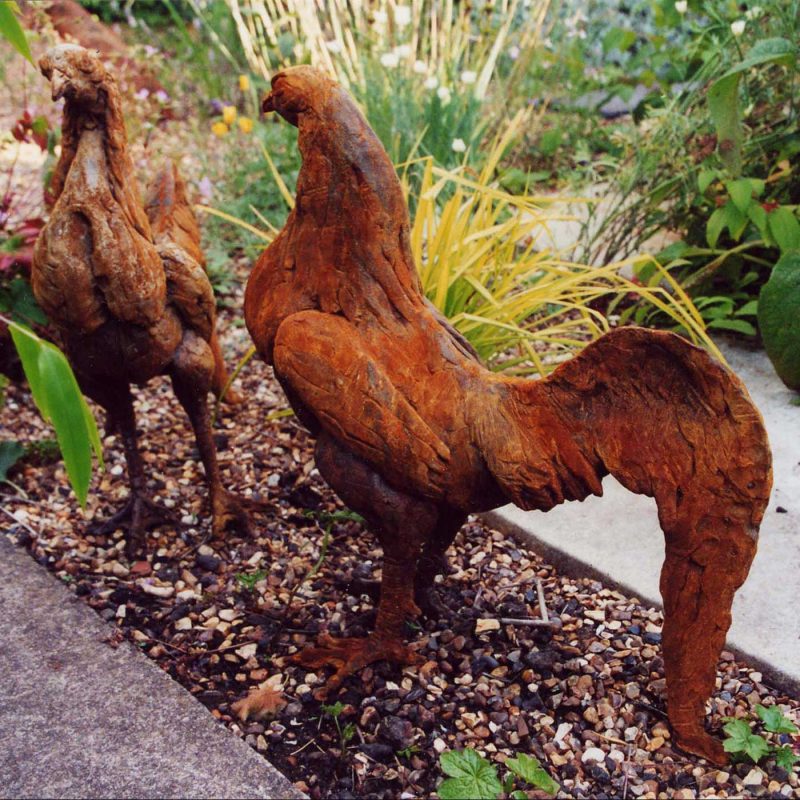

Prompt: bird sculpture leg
[
  {"left": 414, "top": 514, "right": 465, "bottom": 619},
  {"left": 83, "top": 379, "right": 175, "bottom": 557},
  {"left": 170, "top": 331, "right": 250, "bottom": 539},
  {"left": 658, "top": 508, "right": 757, "bottom": 765},
  {"left": 291, "top": 435, "right": 433, "bottom": 698}
]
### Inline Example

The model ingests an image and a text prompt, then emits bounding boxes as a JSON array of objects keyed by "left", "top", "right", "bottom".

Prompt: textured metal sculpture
[
  {"left": 33, "top": 45, "right": 249, "bottom": 555},
  {"left": 246, "top": 66, "right": 772, "bottom": 765}
]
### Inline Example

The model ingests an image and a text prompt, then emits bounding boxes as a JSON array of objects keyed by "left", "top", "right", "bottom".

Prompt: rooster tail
[
  {"left": 481, "top": 327, "right": 772, "bottom": 760},
  {"left": 145, "top": 161, "right": 241, "bottom": 404},
  {"left": 144, "top": 160, "right": 205, "bottom": 265}
]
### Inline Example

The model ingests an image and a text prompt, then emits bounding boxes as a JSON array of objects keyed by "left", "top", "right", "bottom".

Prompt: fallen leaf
[{"left": 232, "top": 685, "right": 287, "bottom": 721}]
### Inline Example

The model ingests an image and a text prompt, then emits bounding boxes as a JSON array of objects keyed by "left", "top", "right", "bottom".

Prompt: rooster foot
[
  {"left": 88, "top": 494, "right": 178, "bottom": 558},
  {"left": 211, "top": 491, "right": 252, "bottom": 539},
  {"left": 291, "top": 632, "right": 423, "bottom": 700},
  {"left": 415, "top": 586, "right": 449, "bottom": 620},
  {"left": 672, "top": 725, "right": 726, "bottom": 766}
]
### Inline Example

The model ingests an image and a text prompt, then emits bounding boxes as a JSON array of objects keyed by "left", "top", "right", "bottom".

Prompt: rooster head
[
  {"left": 262, "top": 66, "right": 337, "bottom": 127},
  {"left": 39, "top": 44, "right": 111, "bottom": 109}
]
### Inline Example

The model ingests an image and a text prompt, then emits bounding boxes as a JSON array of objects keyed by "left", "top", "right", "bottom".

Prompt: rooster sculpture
[
  {"left": 33, "top": 45, "right": 248, "bottom": 555},
  {"left": 246, "top": 66, "right": 771, "bottom": 765}
]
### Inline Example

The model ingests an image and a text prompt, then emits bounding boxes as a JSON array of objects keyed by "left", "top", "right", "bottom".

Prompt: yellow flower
[
  {"left": 222, "top": 105, "right": 237, "bottom": 125},
  {"left": 211, "top": 121, "right": 229, "bottom": 137},
  {"left": 238, "top": 116, "right": 254, "bottom": 134},
  {"left": 238, "top": 74, "right": 250, "bottom": 92}
]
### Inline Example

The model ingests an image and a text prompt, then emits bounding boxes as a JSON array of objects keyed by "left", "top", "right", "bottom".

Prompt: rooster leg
[
  {"left": 170, "top": 331, "right": 250, "bottom": 539},
  {"left": 291, "top": 435, "right": 433, "bottom": 698},
  {"left": 84, "top": 381, "right": 174, "bottom": 556},
  {"left": 414, "top": 513, "right": 465, "bottom": 619},
  {"left": 209, "top": 327, "right": 243, "bottom": 405},
  {"left": 659, "top": 519, "right": 757, "bottom": 765}
]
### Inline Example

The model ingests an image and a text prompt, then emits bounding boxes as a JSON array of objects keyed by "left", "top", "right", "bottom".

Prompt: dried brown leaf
[{"left": 232, "top": 685, "right": 287, "bottom": 721}]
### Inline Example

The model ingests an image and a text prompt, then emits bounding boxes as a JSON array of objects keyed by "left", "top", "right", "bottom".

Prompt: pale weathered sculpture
[
  {"left": 246, "top": 66, "right": 772, "bottom": 765},
  {"left": 33, "top": 45, "right": 249, "bottom": 555}
]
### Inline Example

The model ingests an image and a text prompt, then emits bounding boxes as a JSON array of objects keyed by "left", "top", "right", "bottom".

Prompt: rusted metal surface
[{"left": 245, "top": 66, "right": 772, "bottom": 765}]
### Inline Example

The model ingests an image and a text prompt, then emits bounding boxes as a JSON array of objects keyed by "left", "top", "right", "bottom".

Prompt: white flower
[
  {"left": 373, "top": 10, "right": 388, "bottom": 24},
  {"left": 394, "top": 5, "right": 412, "bottom": 27},
  {"left": 424, "top": 75, "right": 439, "bottom": 90},
  {"left": 731, "top": 19, "right": 746, "bottom": 36},
  {"left": 394, "top": 43, "right": 412, "bottom": 59},
  {"left": 380, "top": 52, "right": 400, "bottom": 68},
  {"left": 675, "top": 0, "right": 687, "bottom": 13},
  {"left": 460, "top": 70, "right": 477, "bottom": 85},
  {"left": 745, "top": 5, "right": 762, "bottom": 20},
  {"left": 325, "top": 39, "right": 343, "bottom": 53},
  {"left": 437, "top": 85, "right": 451, "bottom": 104},
  {"left": 451, "top": 138, "right": 466, "bottom": 153},
  {"left": 508, "top": 45, "right": 520, "bottom": 60},
  {"left": 413, "top": 59, "right": 428, "bottom": 74}
]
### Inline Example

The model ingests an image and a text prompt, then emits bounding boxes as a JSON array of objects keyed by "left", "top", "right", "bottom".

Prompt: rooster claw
[
  {"left": 290, "top": 633, "right": 423, "bottom": 700},
  {"left": 211, "top": 491, "right": 252, "bottom": 539},
  {"left": 88, "top": 494, "right": 179, "bottom": 558}
]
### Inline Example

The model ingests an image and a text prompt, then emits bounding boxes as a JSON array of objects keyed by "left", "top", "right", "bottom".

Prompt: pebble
[
  {"left": 235, "top": 643, "right": 257, "bottom": 660},
  {"left": 174, "top": 617, "right": 192, "bottom": 631},
  {"left": 140, "top": 583, "right": 174, "bottom": 598},
  {"left": 475, "top": 619, "right": 500, "bottom": 634},
  {"left": 743, "top": 768, "right": 764, "bottom": 787},
  {"left": 582, "top": 747, "right": 606, "bottom": 764}
]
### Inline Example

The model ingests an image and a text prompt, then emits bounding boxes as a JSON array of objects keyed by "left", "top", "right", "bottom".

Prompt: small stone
[
  {"left": 742, "top": 768, "right": 763, "bottom": 787},
  {"left": 554, "top": 722, "right": 572, "bottom": 744},
  {"left": 181, "top": 514, "right": 195, "bottom": 525},
  {"left": 715, "top": 771, "right": 730, "bottom": 784},
  {"left": 583, "top": 707, "right": 599, "bottom": 725},
  {"left": 111, "top": 562, "right": 129, "bottom": 577},
  {"left": 219, "top": 608, "right": 239, "bottom": 621},
  {"left": 267, "top": 473, "right": 280, "bottom": 487},
  {"left": 625, "top": 726, "right": 639, "bottom": 742},
  {"left": 176, "top": 589, "right": 198, "bottom": 601},
  {"left": 130, "top": 561, "right": 152, "bottom": 577},
  {"left": 646, "top": 735, "right": 665, "bottom": 752},
  {"left": 433, "top": 738, "right": 447, "bottom": 754},
  {"left": 750, "top": 672, "right": 762, "bottom": 683},
  {"left": 475, "top": 618, "right": 500, "bottom": 634},
  {"left": 625, "top": 682, "right": 641, "bottom": 700},
  {"left": 585, "top": 609, "right": 605, "bottom": 621},
  {"left": 110, "top": 464, "right": 124, "bottom": 476},
  {"left": 115, "top": 604, "right": 126, "bottom": 618},
  {"left": 236, "top": 643, "right": 258, "bottom": 660},
  {"left": 196, "top": 554, "right": 221, "bottom": 572},
  {"left": 582, "top": 747, "right": 606, "bottom": 764},
  {"left": 175, "top": 617, "right": 192, "bottom": 631},
  {"left": 140, "top": 582, "right": 174, "bottom": 598}
]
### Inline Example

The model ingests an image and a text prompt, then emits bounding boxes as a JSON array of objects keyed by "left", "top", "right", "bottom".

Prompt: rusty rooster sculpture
[
  {"left": 244, "top": 66, "right": 771, "bottom": 764},
  {"left": 33, "top": 45, "right": 249, "bottom": 555}
]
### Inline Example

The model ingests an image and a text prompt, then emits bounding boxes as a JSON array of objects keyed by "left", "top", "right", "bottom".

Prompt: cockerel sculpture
[
  {"left": 245, "top": 66, "right": 771, "bottom": 764},
  {"left": 33, "top": 45, "right": 248, "bottom": 554}
]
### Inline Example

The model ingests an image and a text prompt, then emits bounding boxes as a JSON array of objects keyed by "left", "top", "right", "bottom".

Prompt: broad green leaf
[
  {"left": 706, "top": 203, "right": 746, "bottom": 248},
  {"left": 708, "top": 318, "right": 757, "bottom": 336},
  {"left": 775, "top": 746, "right": 799, "bottom": 770},
  {"left": 759, "top": 251, "right": 800, "bottom": 390},
  {"left": 439, "top": 750, "right": 503, "bottom": 800},
  {"left": 506, "top": 753, "right": 560, "bottom": 796},
  {"left": 735, "top": 300, "right": 759, "bottom": 316},
  {"left": 723, "top": 719, "right": 771, "bottom": 762},
  {"left": 7, "top": 323, "right": 102, "bottom": 505},
  {"left": 36, "top": 346, "right": 93, "bottom": 506},
  {"left": 747, "top": 204, "right": 769, "bottom": 241},
  {"left": 756, "top": 704, "right": 799, "bottom": 734},
  {"left": 698, "top": 170, "right": 719, "bottom": 194},
  {"left": 0, "top": 440, "right": 25, "bottom": 482},
  {"left": 768, "top": 208, "right": 800, "bottom": 253},
  {"left": 0, "top": 1, "right": 34, "bottom": 65},
  {"left": 726, "top": 179, "right": 762, "bottom": 215},
  {"left": 709, "top": 39, "right": 797, "bottom": 175}
]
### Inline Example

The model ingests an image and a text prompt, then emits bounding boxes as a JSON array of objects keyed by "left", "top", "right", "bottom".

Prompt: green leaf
[
  {"left": 726, "top": 179, "right": 762, "bottom": 215},
  {"left": 510, "top": 791, "right": 528, "bottom": 800},
  {"left": 439, "top": 750, "right": 503, "bottom": 800},
  {"left": 708, "top": 39, "right": 797, "bottom": 175},
  {"left": 756, "top": 704, "right": 799, "bottom": 734},
  {"left": 759, "top": 251, "right": 800, "bottom": 390},
  {"left": 723, "top": 718, "right": 771, "bottom": 762},
  {"left": 8, "top": 323, "right": 102, "bottom": 506},
  {"left": 735, "top": 300, "right": 759, "bottom": 316},
  {"left": 0, "top": 440, "right": 25, "bottom": 482},
  {"left": 698, "top": 169, "right": 719, "bottom": 195},
  {"left": 0, "top": 1, "right": 34, "bottom": 65},
  {"left": 706, "top": 203, "right": 747, "bottom": 248},
  {"left": 774, "top": 746, "right": 799, "bottom": 770},
  {"left": 506, "top": 753, "right": 560, "bottom": 796},
  {"left": 768, "top": 208, "right": 800, "bottom": 253},
  {"left": 747, "top": 203, "right": 769, "bottom": 241},
  {"left": 708, "top": 318, "right": 757, "bottom": 336}
]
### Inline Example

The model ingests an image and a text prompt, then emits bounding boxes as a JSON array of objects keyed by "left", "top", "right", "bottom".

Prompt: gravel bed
[{"left": 2, "top": 299, "right": 799, "bottom": 800}]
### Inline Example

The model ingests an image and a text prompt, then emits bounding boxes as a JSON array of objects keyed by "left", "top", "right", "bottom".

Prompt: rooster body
[
  {"left": 246, "top": 67, "right": 771, "bottom": 765},
  {"left": 33, "top": 45, "right": 247, "bottom": 554}
]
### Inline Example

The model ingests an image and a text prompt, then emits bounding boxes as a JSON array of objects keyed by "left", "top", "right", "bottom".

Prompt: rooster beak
[{"left": 51, "top": 71, "right": 67, "bottom": 101}]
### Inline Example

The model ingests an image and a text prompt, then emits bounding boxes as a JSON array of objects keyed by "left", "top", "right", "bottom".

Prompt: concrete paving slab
[
  {"left": 486, "top": 342, "right": 799, "bottom": 693},
  {"left": 0, "top": 536, "right": 302, "bottom": 800}
]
